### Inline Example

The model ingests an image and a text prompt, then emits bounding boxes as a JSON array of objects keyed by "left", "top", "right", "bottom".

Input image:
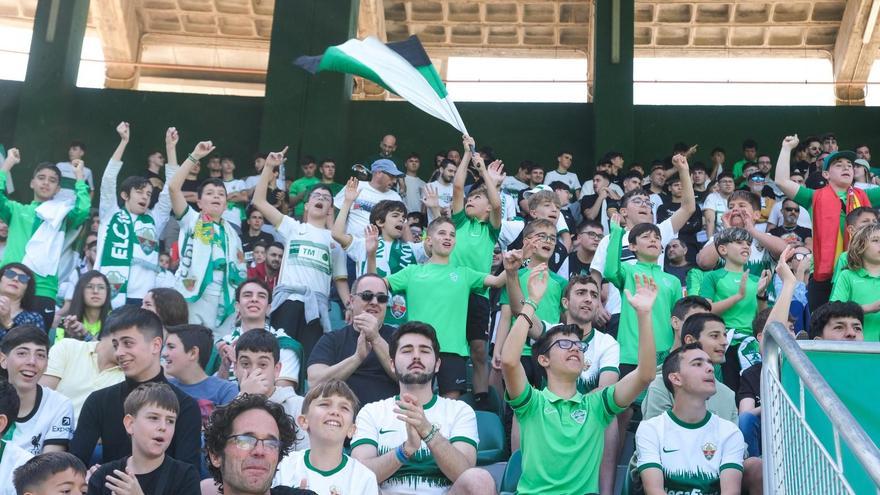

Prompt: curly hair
[
  {"left": 204, "top": 393, "right": 297, "bottom": 490},
  {"left": 846, "top": 223, "right": 880, "bottom": 271}
]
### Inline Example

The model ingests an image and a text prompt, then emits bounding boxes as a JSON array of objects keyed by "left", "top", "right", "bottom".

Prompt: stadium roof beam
[
  {"left": 832, "top": 0, "right": 880, "bottom": 105},
  {"left": 91, "top": 0, "right": 140, "bottom": 89}
]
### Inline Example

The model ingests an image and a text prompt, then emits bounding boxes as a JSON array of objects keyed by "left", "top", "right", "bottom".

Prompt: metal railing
[{"left": 762, "top": 322, "right": 880, "bottom": 494}]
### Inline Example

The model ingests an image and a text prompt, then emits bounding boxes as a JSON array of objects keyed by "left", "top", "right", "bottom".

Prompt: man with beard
[
  {"left": 351, "top": 322, "right": 495, "bottom": 495},
  {"left": 202, "top": 394, "right": 311, "bottom": 495},
  {"left": 308, "top": 273, "right": 398, "bottom": 406},
  {"left": 248, "top": 241, "right": 283, "bottom": 293}
]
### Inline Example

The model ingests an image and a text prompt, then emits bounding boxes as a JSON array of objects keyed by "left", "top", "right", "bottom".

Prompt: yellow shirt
[{"left": 44, "top": 339, "right": 124, "bottom": 422}]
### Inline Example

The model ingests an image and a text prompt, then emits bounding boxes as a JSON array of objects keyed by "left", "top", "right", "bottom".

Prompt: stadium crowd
[{"left": 0, "top": 123, "right": 875, "bottom": 495}]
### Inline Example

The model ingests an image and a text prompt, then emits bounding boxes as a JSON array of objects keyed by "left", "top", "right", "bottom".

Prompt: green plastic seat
[
  {"left": 475, "top": 411, "right": 505, "bottom": 465},
  {"left": 499, "top": 450, "right": 522, "bottom": 495}
]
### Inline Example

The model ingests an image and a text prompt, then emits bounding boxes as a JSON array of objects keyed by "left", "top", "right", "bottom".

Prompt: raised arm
[
  {"left": 331, "top": 177, "right": 359, "bottom": 249},
  {"left": 421, "top": 184, "right": 442, "bottom": 221},
  {"left": 603, "top": 216, "right": 626, "bottom": 289},
  {"left": 774, "top": 135, "right": 801, "bottom": 200},
  {"left": 502, "top": 262, "right": 548, "bottom": 401},
  {"left": 251, "top": 147, "right": 288, "bottom": 228},
  {"left": 0, "top": 148, "right": 21, "bottom": 221},
  {"left": 170, "top": 137, "right": 215, "bottom": 218},
  {"left": 477, "top": 156, "right": 505, "bottom": 229},
  {"left": 100, "top": 122, "right": 130, "bottom": 219},
  {"left": 669, "top": 154, "right": 696, "bottom": 233},
  {"left": 451, "top": 135, "right": 475, "bottom": 215},
  {"left": 613, "top": 275, "right": 658, "bottom": 408},
  {"left": 768, "top": 247, "right": 796, "bottom": 331}
]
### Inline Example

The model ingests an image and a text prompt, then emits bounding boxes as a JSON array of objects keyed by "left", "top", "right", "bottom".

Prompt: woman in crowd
[
  {"left": 142, "top": 286, "right": 189, "bottom": 328},
  {"left": 50, "top": 270, "right": 111, "bottom": 344},
  {"left": 0, "top": 262, "right": 45, "bottom": 337}
]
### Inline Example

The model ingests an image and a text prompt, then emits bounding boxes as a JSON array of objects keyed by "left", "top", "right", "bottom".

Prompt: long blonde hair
[{"left": 846, "top": 223, "right": 880, "bottom": 271}]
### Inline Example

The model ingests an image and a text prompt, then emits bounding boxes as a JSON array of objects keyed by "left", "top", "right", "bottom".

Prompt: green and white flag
[{"left": 295, "top": 35, "right": 468, "bottom": 135}]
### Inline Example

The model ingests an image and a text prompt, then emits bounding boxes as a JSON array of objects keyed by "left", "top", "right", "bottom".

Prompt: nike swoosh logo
[
  {"left": 455, "top": 379, "right": 466, "bottom": 384},
  {"left": 379, "top": 429, "right": 396, "bottom": 434},
  {"left": 662, "top": 447, "right": 680, "bottom": 453}
]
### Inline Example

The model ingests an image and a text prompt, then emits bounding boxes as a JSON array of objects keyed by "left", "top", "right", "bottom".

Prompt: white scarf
[{"left": 22, "top": 200, "right": 74, "bottom": 277}]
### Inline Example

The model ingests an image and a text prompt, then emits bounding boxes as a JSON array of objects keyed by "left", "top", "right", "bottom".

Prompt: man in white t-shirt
[
  {"left": 500, "top": 163, "right": 531, "bottom": 220},
  {"left": 402, "top": 153, "right": 426, "bottom": 214},
  {"left": 221, "top": 157, "right": 249, "bottom": 229},
  {"left": 351, "top": 322, "right": 494, "bottom": 495},
  {"left": 544, "top": 150, "right": 580, "bottom": 197},
  {"left": 55, "top": 140, "right": 95, "bottom": 203},
  {"left": 635, "top": 344, "right": 747, "bottom": 495},
  {"left": 702, "top": 171, "right": 736, "bottom": 240},
  {"left": 425, "top": 159, "right": 456, "bottom": 223},
  {"left": 0, "top": 327, "right": 73, "bottom": 455},
  {"left": 254, "top": 150, "right": 349, "bottom": 359},
  {"left": 334, "top": 159, "right": 404, "bottom": 237}
]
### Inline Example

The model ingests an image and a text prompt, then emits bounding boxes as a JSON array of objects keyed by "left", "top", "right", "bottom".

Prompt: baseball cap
[
  {"left": 370, "top": 159, "right": 403, "bottom": 177},
  {"left": 523, "top": 184, "right": 553, "bottom": 199},
  {"left": 823, "top": 150, "right": 857, "bottom": 171},
  {"left": 854, "top": 158, "right": 870, "bottom": 169}
]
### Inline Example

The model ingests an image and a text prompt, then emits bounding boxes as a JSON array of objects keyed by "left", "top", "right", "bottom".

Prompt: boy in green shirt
[
  {"left": 384, "top": 217, "right": 504, "bottom": 398},
  {"left": 449, "top": 135, "right": 505, "bottom": 408},
  {"left": 0, "top": 149, "right": 90, "bottom": 329},
  {"left": 288, "top": 156, "right": 319, "bottom": 219},
  {"left": 494, "top": 219, "right": 568, "bottom": 385},
  {"left": 830, "top": 223, "right": 880, "bottom": 341},
  {"left": 501, "top": 255, "right": 659, "bottom": 495},
  {"left": 604, "top": 220, "right": 682, "bottom": 368}
]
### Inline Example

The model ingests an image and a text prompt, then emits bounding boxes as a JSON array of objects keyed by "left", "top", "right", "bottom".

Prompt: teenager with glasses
[
  {"left": 49, "top": 270, "right": 111, "bottom": 344},
  {"left": 308, "top": 274, "right": 398, "bottom": 406},
  {"left": 252, "top": 148, "right": 350, "bottom": 361},
  {"left": 0, "top": 263, "right": 45, "bottom": 337}
]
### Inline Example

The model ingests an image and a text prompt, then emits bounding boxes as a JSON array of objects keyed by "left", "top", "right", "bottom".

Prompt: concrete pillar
[
  {"left": 13, "top": 0, "right": 90, "bottom": 172},
  {"left": 259, "top": 0, "right": 359, "bottom": 176},
  {"left": 592, "top": 0, "right": 635, "bottom": 165}
]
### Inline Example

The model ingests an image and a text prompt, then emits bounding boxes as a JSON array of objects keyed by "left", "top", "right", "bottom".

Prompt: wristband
[
  {"left": 517, "top": 312, "right": 534, "bottom": 329},
  {"left": 523, "top": 299, "right": 539, "bottom": 312},
  {"left": 186, "top": 153, "right": 197, "bottom": 164},
  {"left": 421, "top": 424, "right": 439, "bottom": 443},
  {"left": 395, "top": 444, "right": 410, "bottom": 464},
  {"left": 756, "top": 293, "right": 768, "bottom": 301}
]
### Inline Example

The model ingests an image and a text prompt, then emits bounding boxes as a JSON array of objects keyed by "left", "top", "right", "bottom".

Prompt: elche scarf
[
  {"left": 98, "top": 209, "right": 156, "bottom": 307},
  {"left": 812, "top": 185, "right": 870, "bottom": 281},
  {"left": 177, "top": 212, "right": 246, "bottom": 324}
]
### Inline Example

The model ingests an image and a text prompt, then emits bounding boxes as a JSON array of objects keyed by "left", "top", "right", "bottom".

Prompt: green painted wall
[
  {"left": 4, "top": 79, "right": 880, "bottom": 200},
  {"left": 346, "top": 101, "right": 594, "bottom": 179},
  {"left": 633, "top": 105, "right": 880, "bottom": 166}
]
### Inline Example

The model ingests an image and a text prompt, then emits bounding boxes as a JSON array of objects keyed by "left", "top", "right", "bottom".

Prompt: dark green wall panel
[
  {"left": 0, "top": 80, "right": 23, "bottom": 147},
  {"left": 346, "top": 101, "right": 594, "bottom": 180}
]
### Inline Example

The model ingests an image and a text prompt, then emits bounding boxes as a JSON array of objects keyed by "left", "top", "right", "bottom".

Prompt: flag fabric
[{"left": 295, "top": 35, "right": 468, "bottom": 135}]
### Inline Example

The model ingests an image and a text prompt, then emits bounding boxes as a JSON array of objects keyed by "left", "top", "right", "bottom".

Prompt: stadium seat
[
  {"left": 475, "top": 411, "right": 506, "bottom": 465},
  {"left": 459, "top": 386, "right": 505, "bottom": 417},
  {"left": 499, "top": 450, "right": 522, "bottom": 495}
]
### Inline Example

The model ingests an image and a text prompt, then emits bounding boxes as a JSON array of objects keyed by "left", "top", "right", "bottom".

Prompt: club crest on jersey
[
  {"left": 449, "top": 272, "right": 459, "bottom": 282},
  {"left": 390, "top": 294, "right": 407, "bottom": 319},
  {"left": 582, "top": 358, "right": 592, "bottom": 372},
  {"left": 570, "top": 409, "right": 587, "bottom": 424},
  {"left": 702, "top": 442, "right": 717, "bottom": 460}
]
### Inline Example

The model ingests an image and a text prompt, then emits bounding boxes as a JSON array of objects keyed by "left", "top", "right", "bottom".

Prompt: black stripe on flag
[
  {"left": 386, "top": 35, "right": 431, "bottom": 68},
  {"left": 294, "top": 54, "right": 323, "bottom": 74}
]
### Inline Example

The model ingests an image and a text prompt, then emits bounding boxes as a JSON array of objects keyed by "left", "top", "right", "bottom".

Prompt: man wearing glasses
[
  {"left": 769, "top": 199, "right": 813, "bottom": 248},
  {"left": 252, "top": 150, "right": 350, "bottom": 361},
  {"left": 308, "top": 274, "right": 398, "bottom": 406},
  {"left": 202, "top": 393, "right": 308, "bottom": 495}
]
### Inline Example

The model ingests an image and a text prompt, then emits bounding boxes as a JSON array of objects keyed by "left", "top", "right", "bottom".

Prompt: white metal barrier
[{"left": 761, "top": 322, "right": 880, "bottom": 494}]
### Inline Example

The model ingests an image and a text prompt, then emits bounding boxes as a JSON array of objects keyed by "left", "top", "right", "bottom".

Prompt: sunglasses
[
  {"left": 356, "top": 291, "right": 389, "bottom": 304},
  {"left": 544, "top": 339, "right": 588, "bottom": 354},
  {"left": 3, "top": 269, "right": 30, "bottom": 284},
  {"left": 783, "top": 207, "right": 799, "bottom": 213},
  {"left": 749, "top": 176, "right": 766, "bottom": 183},
  {"left": 792, "top": 252, "right": 810, "bottom": 261}
]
